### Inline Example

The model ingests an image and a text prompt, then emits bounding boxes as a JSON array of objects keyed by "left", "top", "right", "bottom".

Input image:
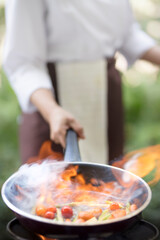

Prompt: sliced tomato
[
  {"left": 112, "top": 209, "right": 126, "bottom": 218},
  {"left": 75, "top": 218, "right": 85, "bottom": 223}
]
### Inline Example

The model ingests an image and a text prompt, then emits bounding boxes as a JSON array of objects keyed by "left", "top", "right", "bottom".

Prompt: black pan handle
[{"left": 64, "top": 129, "right": 81, "bottom": 162}]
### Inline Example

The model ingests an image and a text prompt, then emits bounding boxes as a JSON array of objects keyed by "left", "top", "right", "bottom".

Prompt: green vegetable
[
  {"left": 56, "top": 208, "right": 64, "bottom": 222},
  {"left": 56, "top": 202, "right": 109, "bottom": 208},
  {"left": 86, "top": 217, "right": 97, "bottom": 223},
  {"left": 98, "top": 209, "right": 111, "bottom": 221},
  {"left": 106, "top": 200, "right": 113, "bottom": 204},
  {"left": 125, "top": 202, "right": 131, "bottom": 215}
]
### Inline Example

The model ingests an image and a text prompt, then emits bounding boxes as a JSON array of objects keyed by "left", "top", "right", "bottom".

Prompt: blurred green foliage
[
  {"left": 143, "top": 181, "right": 160, "bottom": 230},
  {"left": 123, "top": 71, "right": 160, "bottom": 153},
  {"left": 0, "top": 70, "right": 20, "bottom": 184},
  {"left": 0, "top": 5, "right": 5, "bottom": 24},
  {"left": 0, "top": 70, "right": 20, "bottom": 240}
]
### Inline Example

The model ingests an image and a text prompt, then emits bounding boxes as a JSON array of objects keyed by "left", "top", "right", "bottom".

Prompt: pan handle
[{"left": 64, "top": 129, "right": 81, "bottom": 162}]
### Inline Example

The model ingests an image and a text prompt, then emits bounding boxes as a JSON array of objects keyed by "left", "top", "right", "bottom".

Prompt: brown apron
[{"left": 19, "top": 58, "right": 124, "bottom": 164}]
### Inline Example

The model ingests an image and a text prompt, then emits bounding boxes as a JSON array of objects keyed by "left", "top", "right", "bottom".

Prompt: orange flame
[
  {"left": 16, "top": 140, "right": 143, "bottom": 226},
  {"left": 27, "top": 141, "right": 64, "bottom": 164},
  {"left": 33, "top": 164, "right": 139, "bottom": 211},
  {"left": 112, "top": 144, "right": 160, "bottom": 186},
  {"left": 38, "top": 236, "right": 57, "bottom": 240}
]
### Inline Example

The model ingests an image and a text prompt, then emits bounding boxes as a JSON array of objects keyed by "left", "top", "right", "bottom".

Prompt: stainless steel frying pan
[{"left": 1, "top": 130, "right": 151, "bottom": 236}]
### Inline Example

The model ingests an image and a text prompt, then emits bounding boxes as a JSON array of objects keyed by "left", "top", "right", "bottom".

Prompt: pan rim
[{"left": 1, "top": 162, "right": 152, "bottom": 227}]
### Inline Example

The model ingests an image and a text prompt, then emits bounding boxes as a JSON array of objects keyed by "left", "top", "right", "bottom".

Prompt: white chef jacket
[{"left": 3, "top": 0, "right": 155, "bottom": 113}]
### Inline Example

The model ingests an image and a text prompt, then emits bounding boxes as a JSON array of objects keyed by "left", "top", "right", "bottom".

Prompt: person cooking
[{"left": 3, "top": 0, "right": 160, "bottom": 164}]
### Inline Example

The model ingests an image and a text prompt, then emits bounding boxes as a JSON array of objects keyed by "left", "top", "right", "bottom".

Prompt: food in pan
[
  {"left": 35, "top": 201, "right": 137, "bottom": 223},
  {"left": 31, "top": 164, "right": 140, "bottom": 224},
  {"left": 1, "top": 156, "right": 151, "bottom": 234}
]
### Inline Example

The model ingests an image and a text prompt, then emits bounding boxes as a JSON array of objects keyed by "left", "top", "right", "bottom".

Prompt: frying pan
[{"left": 1, "top": 130, "right": 152, "bottom": 237}]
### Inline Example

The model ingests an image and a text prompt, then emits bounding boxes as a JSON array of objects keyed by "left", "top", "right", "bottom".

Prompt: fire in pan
[{"left": 1, "top": 130, "right": 151, "bottom": 236}]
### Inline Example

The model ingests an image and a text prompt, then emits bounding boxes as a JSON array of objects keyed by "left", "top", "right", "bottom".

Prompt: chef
[{"left": 3, "top": 0, "right": 160, "bottom": 164}]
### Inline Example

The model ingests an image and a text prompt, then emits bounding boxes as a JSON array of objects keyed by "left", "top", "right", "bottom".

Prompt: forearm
[
  {"left": 30, "top": 88, "right": 59, "bottom": 123},
  {"left": 30, "top": 88, "right": 84, "bottom": 147},
  {"left": 140, "top": 45, "right": 160, "bottom": 65}
]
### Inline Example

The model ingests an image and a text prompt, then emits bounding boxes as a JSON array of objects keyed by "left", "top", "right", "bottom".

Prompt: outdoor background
[{"left": 1, "top": 0, "right": 160, "bottom": 239}]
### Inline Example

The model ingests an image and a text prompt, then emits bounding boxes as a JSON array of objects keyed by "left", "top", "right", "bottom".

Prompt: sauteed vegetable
[
  {"left": 30, "top": 163, "right": 142, "bottom": 224},
  {"left": 35, "top": 201, "right": 137, "bottom": 223},
  {"left": 1, "top": 143, "right": 151, "bottom": 236}
]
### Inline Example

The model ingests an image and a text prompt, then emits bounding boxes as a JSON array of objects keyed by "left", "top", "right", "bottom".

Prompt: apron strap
[
  {"left": 47, "top": 63, "right": 60, "bottom": 104},
  {"left": 107, "top": 58, "right": 124, "bottom": 162}
]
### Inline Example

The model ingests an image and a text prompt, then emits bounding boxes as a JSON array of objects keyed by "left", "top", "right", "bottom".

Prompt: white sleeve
[
  {"left": 119, "top": 1, "right": 156, "bottom": 67},
  {"left": 3, "top": 0, "right": 54, "bottom": 113}
]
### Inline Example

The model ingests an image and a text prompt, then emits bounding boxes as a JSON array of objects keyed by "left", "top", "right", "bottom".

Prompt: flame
[
  {"left": 21, "top": 140, "right": 139, "bottom": 207},
  {"left": 112, "top": 144, "right": 160, "bottom": 186},
  {"left": 39, "top": 235, "right": 57, "bottom": 240},
  {"left": 33, "top": 164, "right": 140, "bottom": 210},
  {"left": 25, "top": 140, "right": 128, "bottom": 207},
  {"left": 27, "top": 141, "right": 64, "bottom": 164},
  {"left": 14, "top": 140, "right": 144, "bottom": 225}
]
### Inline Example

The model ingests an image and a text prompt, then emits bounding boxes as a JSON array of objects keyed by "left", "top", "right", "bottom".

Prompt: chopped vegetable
[
  {"left": 61, "top": 206, "right": 73, "bottom": 219},
  {"left": 112, "top": 209, "right": 126, "bottom": 218},
  {"left": 108, "top": 214, "right": 115, "bottom": 220},
  {"left": 65, "top": 218, "right": 72, "bottom": 223},
  {"left": 35, "top": 205, "right": 47, "bottom": 217},
  {"left": 44, "top": 211, "right": 55, "bottom": 219},
  {"left": 106, "top": 200, "right": 113, "bottom": 204},
  {"left": 125, "top": 202, "right": 131, "bottom": 214},
  {"left": 78, "top": 211, "right": 94, "bottom": 221},
  {"left": 47, "top": 206, "right": 57, "bottom": 213},
  {"left": 130, "top": 204, "right": 137, "bottom": 212},
  {"left": 74, "top": 218, "right": 85, "bottom": 223},
  {"left": 85, "top": 217, "right": 97, "bottom": 223},
  {"left": 56, "top": 208, "right": 64, "bottom": 222},
  {"left": 78, "top": 208, "right": 102, "bottom": 221},
  {"left": 98, "top": 209, "right": 111, "bottom": 221},
  {"left": 35, "top": 200, "right": 138, "bottom": 224},
  {"left": 56, "top": 202, "right": 110, "bottom": 208},
  {"left": 109, "top": 202, "right": 120, "bottom": 211}
]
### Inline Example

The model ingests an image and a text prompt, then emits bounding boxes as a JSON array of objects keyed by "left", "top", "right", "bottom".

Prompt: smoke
[
  {"left": 5, "top": 160, "right": 69, "bottom": 213},
  {"left": 4, "top": 160, "right": 149, "bottom": 215}
]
